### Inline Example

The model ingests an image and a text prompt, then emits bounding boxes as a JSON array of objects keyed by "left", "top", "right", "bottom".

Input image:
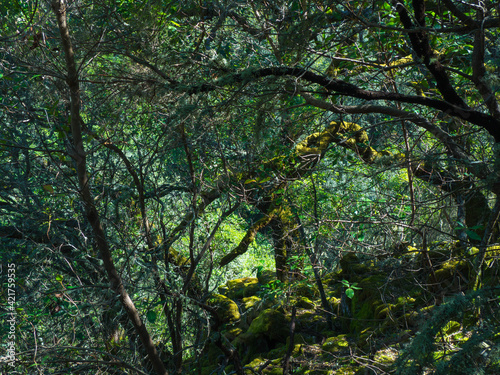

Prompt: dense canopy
[{"left": 1, "top": 1, "right": 499, "bottom": 374}]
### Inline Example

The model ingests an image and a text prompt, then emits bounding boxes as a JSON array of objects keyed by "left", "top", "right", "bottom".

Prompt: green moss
[
  {"left": 295, "top": 296, "right": 316, "bottom": 309},
  {"left": 442, "top": 320, "right": 461, "bottom": 335},
  {"left": 399, "top": 311, "right": 419, "bottom": 327},
  {"left": 227, "top": 327, "right": 243, "bottom": 339},
  {"left": 374, "top": 302, "right": 393, "bottom": 320},
  {"left": 247, "top": 308, "right": 290, "bottom": 341},
  {"left": 322, "top": 334, "right": 349, "bottom": 353},
  {"left": 294, "top": 281, "right": 319, "bottom": 299},
  {"left": 243, "top": 295, "right": 262, "bottom": 310},
  {"left": 374, "top": 348, "right": 398, "bottom": 370},
  {"left": 333, "top": 365, "right": 357, "bottom": 375},
  {"left": 223, "top": 277, "right": 260, "bottom": 299},
  {"left": 246, "top": 357, "right": 283, "bottom": 375},
  {"left": 257, "top": 269, "right": 276, "bottom": 285},
  {"left": 206, "top": 293, "right": 240, "bottom": 324},
  {"left": 328, "top": 296, "right": 341, "bottom": 311},
  {"left": 351, "top": 299, "right": 377, "bottom": 332},
  {"left": 434, "top": 260, "right": 469, "bottom": 287}
]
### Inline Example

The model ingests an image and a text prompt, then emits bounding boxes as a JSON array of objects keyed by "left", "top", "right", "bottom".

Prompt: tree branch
[
  {"left": 174, "top": 66, "right": 500, "bottom": 142},
  {"left": 51, "top": 2, "right": 168, "bottom": 374},
  {"left": 393, "top": 0, "right": 467, "bottom": 108}
]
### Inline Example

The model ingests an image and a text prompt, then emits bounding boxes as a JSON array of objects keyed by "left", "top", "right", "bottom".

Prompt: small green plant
[{"left": 341, "top": 279, "right": 362, "bottom": 299}]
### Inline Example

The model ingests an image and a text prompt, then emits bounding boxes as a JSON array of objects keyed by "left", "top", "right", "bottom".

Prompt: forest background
[{"left": 1, "top": 0, "right": 499, "bottom": 374}]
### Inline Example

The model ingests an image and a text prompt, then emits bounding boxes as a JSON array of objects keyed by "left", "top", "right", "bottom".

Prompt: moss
[
  {"left": 258, "top": 269, "right": 276, "bottom": 285},
  {"left": 442, "top": 320, "right": 461, "bottom": 336},
  {"left": 351, "top": 299, "right": 378, "bottom": 333},
  {"left": 398, "top": 311, "right": 420, "bottom": 327},
  {"left": 434, "top": 259, "right": 470, "bottom": 290},
  {"left": 243, "top": 295, "right": 262, "bottom": 310},
  {"left": 247, "top": 308, "right": 290, "bottom": 341},
  {"left": 374, "top": 347, "right": 398, "bottom": 370},
  {"left": 226, "top": 327, "right": 243, "bottom": 340},
  {"left": 328, "top": 296, "right": 341, "bottom": 311},
  {"left": 333, "top": 365, "right": 357, "bottom": 375},
  {"left": 322, "top": 334, "right": 349, "bottom": 353},
  {"left": 206, "top": 293, "right": 240, "bottom": 324},
  {"left": 224, "top": 277, "right": 260, "bottom": 299},
  {"left": 375, "top": 303, "right": 395, "bottom": 320},
  {"left": 200, "top": 365, "right": 218, "bottom": 375},
  {"left": 246, "top": 357, "right": 283, "bottom": 375},
  {"left": 165, "top": 247, "right": 190, "bottom": 266},
  {"left": 295, "top": 296, "right": 316, "bottom": 309},
  {"left": 294, "top": 281, "right": 319, "bottom": 299}
]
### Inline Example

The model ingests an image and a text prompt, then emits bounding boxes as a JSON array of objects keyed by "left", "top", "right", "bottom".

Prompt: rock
[{"left": 206, "top": 294, "right": 240, "bottom": 324}]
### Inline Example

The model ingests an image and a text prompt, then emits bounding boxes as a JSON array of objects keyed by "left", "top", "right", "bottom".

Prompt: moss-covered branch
[{"left": 220, "top": 212, "right": 276, "bottom": 267}]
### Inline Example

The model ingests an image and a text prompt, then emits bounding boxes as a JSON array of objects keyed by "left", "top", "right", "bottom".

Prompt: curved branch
[
  {"left": 175, "top": 67, "right": 500, "bottom": 142},
  {"left": 299, "top": 92, "right": 490, "bottom": 181},
  {"left": 219, "top": 212, "right": 276, "bottom": 267}
]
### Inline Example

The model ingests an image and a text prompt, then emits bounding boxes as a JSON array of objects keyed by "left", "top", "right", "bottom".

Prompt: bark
[
  {"left": 178, "top": 67, "right": 500, "bottom": 141},
  {"left": 394, "top": 0, "right": 467, "bottom": 108},
  {"left": 51, "top": 1, "right": 168, "bottom": 374},
  {"left": 220, "top": 211, "right": 276, "bottom": 266}
]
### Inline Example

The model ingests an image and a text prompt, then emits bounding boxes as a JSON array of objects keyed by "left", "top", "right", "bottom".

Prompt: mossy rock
[
  {"left": 241, "top": 295, "right": 262, "bottom": 325},
  {"left": 233, "top": 332, "right": 270, "bottom": 362},
  {"left": 200, "top": 365, "right": 218, "bottom": 375},
  {"left": 340, "top": 253, "right": 371, "bottom": 276},
  {"left": 226, "top": 327, "right": 243, "bottom": 340},
  {"left": 199, "top": 342, "right": 224, "bottom": 369},
  {"left": 328, "top": 296, "right": 341, "bottom": 311},
  {"left": 247, "top": 308, "right": 290, "bottom": 341},
  {"left": 398, "top": 310, "right": 420, "bottom": 327},
  {"left": 357, "top": 274, "right": 386, "bottom": 297},
  {"left": 351, "top": 299, "right": 380, "bottom": 333},
  {"left": 295, "top": 296, "right": 316, "bottom": 309},
  {"left": 224, "top": 277, "right": 260, "bottom": 299},
  {"left": 266, "top": 343, "right": 302, "bottom": 360},
  {"left": 287, "top": 334, "right": 310, "bottom": 347},
  {"left": 427, "top": 241, "right": 463, "bottom": 262},
  {"left": 357, "top": 328, "right": 376, "bottom": 348},
  {"left": 233, "top": 308, "right": 290, "bottom": 360},
  {"left": 243, "top": 295, "right": 262, "bottom": 310},
  {"left": 374, "top": 303, "right": 394, "bottom": 320},
  {"left": 258, "top": 269, "right": 276, "bottom": 285},
  {"left": 246, "top": 357, "right": 283, "bottom": 375},
  {"left": 165, "top": 247, "right": 190, "bottom": 267},
  {"left": 322, "top": 334, "right": 350, "bottom": 353},
  {"left": 206, "top": 294, "right": 241, "bottom": 324},
  {"left": 434, "top": 260, "right": 469, "bottom": 282},
  {"left": 293, "top": 281, "right": 319, "bottom": 299}
]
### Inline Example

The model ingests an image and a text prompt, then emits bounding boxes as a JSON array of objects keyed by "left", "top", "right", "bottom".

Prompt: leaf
[
  {"left": 146, "top": 310, "right": 157, "bottom": 323},
  {"left": 466, "top": 230, "right": 482, "bottom": 241},
  {"left": 345, "top": 288, "right": 355, "bottom": 299}
]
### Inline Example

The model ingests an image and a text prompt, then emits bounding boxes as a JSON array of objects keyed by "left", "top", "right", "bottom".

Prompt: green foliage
[
  {"left": 2, "top": 0, "right": 500, "bottom": 373},
  {"left": 395, "top": 287, "right": 500, "bottom": 375},
  {"left": 340, "top": 280, "right": 362, "bottom": 299}
]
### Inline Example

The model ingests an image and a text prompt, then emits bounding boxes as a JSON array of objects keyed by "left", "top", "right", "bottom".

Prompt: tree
[{"left": 1, "top": 0, "right": 499, "bottom": 373}]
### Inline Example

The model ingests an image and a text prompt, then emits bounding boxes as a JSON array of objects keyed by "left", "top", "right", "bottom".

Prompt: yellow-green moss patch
[
  {"left": 322, "top": 334, "right": 349, "bottom": 353},
  {"left": 206, "top": 294, "right": 240, "bottom": 324}
]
